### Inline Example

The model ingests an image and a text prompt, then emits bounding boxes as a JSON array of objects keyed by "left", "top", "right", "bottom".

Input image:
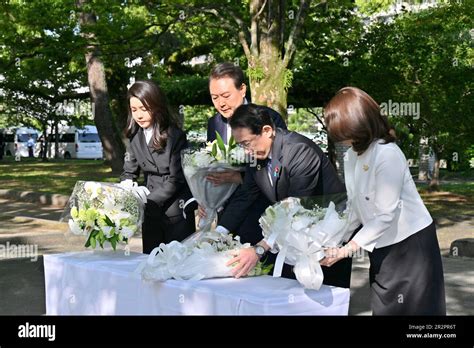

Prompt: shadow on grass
[{"left": 0, "top": 159, "right": 118, "bottom": 195}]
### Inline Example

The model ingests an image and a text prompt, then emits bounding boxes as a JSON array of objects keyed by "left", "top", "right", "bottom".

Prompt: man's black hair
[
  {"left": 230, "top": 103, "right": 275, "bottom": 135},
  {"left": 209, "top": 62, "right": 245, "bottom": 89}
]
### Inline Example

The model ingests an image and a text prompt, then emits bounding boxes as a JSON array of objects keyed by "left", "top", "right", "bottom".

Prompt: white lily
[
  {"left": 101, "top": 225, "right": 114, "bottom": 238},
  {"left": 84, "top": 182, "right": 102, "bottom": 200},
  {"left": 120, "top": 225, "right": 135, "bottom": 239},
  {"left": 68, "top": 219, "right": 85, "bottom": 236}
]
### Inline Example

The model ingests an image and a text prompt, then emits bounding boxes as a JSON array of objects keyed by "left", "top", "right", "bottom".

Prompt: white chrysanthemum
[{"left": 193, "top": 151, "right": 214, "bottom": 167}]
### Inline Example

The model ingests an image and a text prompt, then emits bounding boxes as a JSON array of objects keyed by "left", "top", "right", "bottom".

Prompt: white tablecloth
[{"left": 44, "top": 251, "right": 350, "bottom": 315}]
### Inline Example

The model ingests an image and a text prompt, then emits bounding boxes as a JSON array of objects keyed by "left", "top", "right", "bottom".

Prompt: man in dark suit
[
  {"left": 207, "top": 63, "right": 286, "bottom": 143},
  {"left": 215, "top": 103, "right": 353, "bottom": 288},
  {"left": 204, "top": 62, "right": 286, "bottom": 244}
]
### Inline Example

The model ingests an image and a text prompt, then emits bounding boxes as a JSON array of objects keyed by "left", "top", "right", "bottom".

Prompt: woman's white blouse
[
  {"left": 344, "top": 140, "right": 433, "bottom": 252},
  {"left": 143, "top": 127, "right": 153, "bottom": 144}
]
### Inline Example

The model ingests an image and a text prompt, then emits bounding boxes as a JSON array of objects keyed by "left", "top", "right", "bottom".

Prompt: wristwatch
[{"left": 253, "top": 245, "right": 266, "bottom": 259}]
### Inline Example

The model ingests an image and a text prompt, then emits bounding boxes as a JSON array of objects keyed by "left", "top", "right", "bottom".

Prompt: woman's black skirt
[{"left": 369, "top": 221, "right": 446, "bottom": 315}]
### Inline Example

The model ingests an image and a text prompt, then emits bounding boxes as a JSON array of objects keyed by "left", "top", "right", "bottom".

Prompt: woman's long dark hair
[{"left": 125, "top": 80, "right": 177, "bottom": 151}]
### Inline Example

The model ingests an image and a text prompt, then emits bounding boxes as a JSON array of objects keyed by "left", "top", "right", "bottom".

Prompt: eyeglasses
[
  {"left": 237, "top": 141, "right": 251, "bottom": 150},
  {"left": 237, "top": 134, "right": 261, "bottom": 150}
]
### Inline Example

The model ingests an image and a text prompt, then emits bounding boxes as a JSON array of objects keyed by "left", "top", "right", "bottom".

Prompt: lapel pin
[
  {"left": 363, "top": 164, "right": 369, "bottom": 172},
  {"left": 273, "top": 166, "right": 280, "bottom": 177}
]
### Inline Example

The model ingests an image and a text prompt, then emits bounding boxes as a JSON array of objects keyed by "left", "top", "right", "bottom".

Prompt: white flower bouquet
[
  {"left": 259, "top": 196, "right": 353, "bottom": 290},
  {"left": 62, "top": 181, "right": 144, "bottom": 250},
  {"left": 136, "top": 230, "right": 272, "bottom": 281},
  {"left": 182, "top": 132, "right": 253, "bottom": 231}
]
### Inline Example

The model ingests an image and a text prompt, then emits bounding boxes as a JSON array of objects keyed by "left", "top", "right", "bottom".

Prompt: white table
[{"left": 44, "top": 251, "right": 350, "bottom": 315}]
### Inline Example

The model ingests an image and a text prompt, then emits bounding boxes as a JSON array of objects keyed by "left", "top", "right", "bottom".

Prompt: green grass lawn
[
  {"left": 418, "top": 182, "right": 474, "bottom": 219},
  {"left": 1, "top": 157, "right": 473, "bottom": 219},
  {"left": 0, "top": 157, "right": 119, "bottom": 195}
]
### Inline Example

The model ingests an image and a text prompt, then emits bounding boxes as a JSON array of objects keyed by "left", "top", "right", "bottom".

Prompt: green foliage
[
  {"left": 287, "top": 108, "right": 322, "bottom": 132},
  {"left": 0, "top": 0, "right": 91, "bottom": 132},
  {"left": 182, "top": 105, "right": 214, "bottom": 132},
  {"left": 291, "top": 0, "right": 364, "bottom": 107},
  {"left": 211, "top": 141, "right": 217, "bottom": 158},
  {"left": 355, "top": 0, "right": 394, "bottom": 15},
  {"left": 283, "top": 69, "right": 293, "bottom": 91},
  {"left": 350, "top": 1, "right": 473, "bottom": 166},
  {"left": 0, "top": 0, "right": 471, "bottom": 173},
  {"left": 247, "top": 66, "right": 266, "bottom": 82},
  {"left": 161, "top": 75, "right": 210, "bottom": 106},
  {"left": 215, "top": 131, "right": 227, "bottom": 157}
]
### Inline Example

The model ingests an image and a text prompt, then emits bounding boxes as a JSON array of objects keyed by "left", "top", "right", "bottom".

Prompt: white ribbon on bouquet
[
  {"left": 259, "top": 198, "right": 352, "bottom": 290},
  {"left": 135, "top": 231, "right": 246, "bottom": 281}
]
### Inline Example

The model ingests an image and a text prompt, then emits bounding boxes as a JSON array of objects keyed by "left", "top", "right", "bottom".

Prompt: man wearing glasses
[{"left": 214, "top": 103, "right": 353, "bottom": 288}]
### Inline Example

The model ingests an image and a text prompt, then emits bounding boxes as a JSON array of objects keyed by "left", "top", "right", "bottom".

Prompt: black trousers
[
  {"left": 369, "top": 221, "right": 446, "bottom": 315},
  {"left": 141, "top": 201, "right": 196, "bottom": 254}
]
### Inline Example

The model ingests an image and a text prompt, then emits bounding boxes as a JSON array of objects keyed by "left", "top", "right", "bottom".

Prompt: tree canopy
[{"left": 0, "top": 0, "right": 472, "bottom": 175}]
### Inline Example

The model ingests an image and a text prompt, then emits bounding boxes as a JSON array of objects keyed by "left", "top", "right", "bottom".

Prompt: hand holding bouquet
[
  {"left": 136, "top": 231, "right": 273, "bottom": 281},
  {"left": 182, "top": 132, "right": 254, "bottom": 231}
]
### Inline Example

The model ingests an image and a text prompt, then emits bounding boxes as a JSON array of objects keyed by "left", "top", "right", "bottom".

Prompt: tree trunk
[
  {"left": 248, "top": 0, "right": 288, "bottom": 118},
  {"left": 242, "top": 0, "right": 310, "bottom": 121},
  {"left": 40, "top": 120, "right": 48, "bottom": 162},
  {"left": 250, "top": 57, "right": 288, "bottom": 118},
  {"left": 108, "top": 66, "right": 130, "bottom": 146},
  {"left": 429, "top": 150, "right": 440, "bottom": 191},
  {"left": 77, "top": 0, "right": 124, "bottom": 173},
  {"left": 418, "top": 137, "right": 429, "bottom": 181},
  {"left": 54, "top": 119, "right": 59, "bottom": 159}
]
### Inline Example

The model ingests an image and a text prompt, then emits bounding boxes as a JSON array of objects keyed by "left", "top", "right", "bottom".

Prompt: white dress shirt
[
  {"left": 343, "top": 140, "right": 433, "bottom": 252},
  {"left": 226, "top": 123, "right": 232, "bottom": 144},
  {"left": 143, "top": 127, "right": 153, "bottom": 144},
  {"left": 226, "top": 98, "right": 248, "bottom": 143}
]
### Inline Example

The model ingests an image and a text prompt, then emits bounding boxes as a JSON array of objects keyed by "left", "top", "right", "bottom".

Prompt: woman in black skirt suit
[
  {"left": 121, "top": 80, "right": 195, "bottom": 254},
  {"left": 320, "top": 87, "right": 446, "bottom": 315}
]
